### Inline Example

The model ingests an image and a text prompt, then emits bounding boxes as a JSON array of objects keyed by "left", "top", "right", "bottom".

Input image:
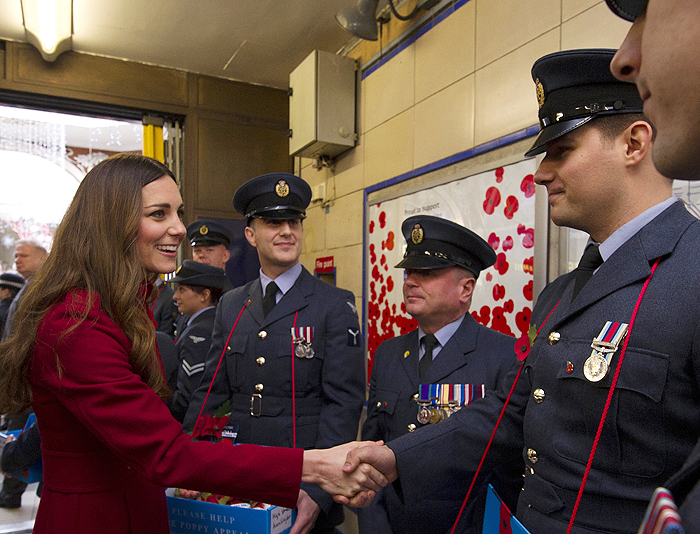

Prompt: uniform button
[
  {"left": 548, "top": 331, "right": 561, "bottom": 345},
  {"left": 376, "top": 401, "right": 382, "bottom": 408},
  {"left": 412, "top": 393, "right": 419, "bottom": 401},
  {"left": 226, "top": 346, "right": 231, "bottom": 352},
  {"left": 255, "top": 383, "right": 264, "bottom": 392},
  {"left": 408, "top": 424, "right": 417, "bottom": 432},
  {"left": 258, "top": 331, "right": 267, "bottom": 340},
  {"left": 533, "top": 388, "right": 545, "bottom": 403},
  {"left": 527, "top": 448, "right": 538, "bottom": 463},
  {"left": 256, "top": 357, "right": 266, "bottom": 366}
]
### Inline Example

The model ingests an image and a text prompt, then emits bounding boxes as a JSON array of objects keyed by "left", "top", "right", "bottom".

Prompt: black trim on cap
[
  {"left": 246, "top": 206, "right": 307, "bottom": 220},
  {"left": 525, "top": 117, "right": 593, "bottom": 157},
  {"left": 605, "top": 0, "right": 647, "bottom": 22}
]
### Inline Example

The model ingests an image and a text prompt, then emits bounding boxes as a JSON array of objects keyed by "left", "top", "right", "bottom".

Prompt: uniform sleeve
[
  {"left": 169, "top": 324, "right": 210, "bottom": 423},
  {"left": 33, "top": 304, "right": 302, "bottom": 508},
  {"left": 182, "top": 299, "right": 233, "bottom": 431},
  {"left": 361, "top": 341, "right": 388, "bottom": 442},
  {"left": 386, "top": 357, "right": 528, "bottom": 510},
  {"left": 1, "top": 422, "right": 41, "bottom": 475},
  {"left": 302, "top": 290, "right": 365, "bottom": 512}
]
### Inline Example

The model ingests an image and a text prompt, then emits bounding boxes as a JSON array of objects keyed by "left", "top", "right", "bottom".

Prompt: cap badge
[
  {"left": 276, "top": 180, "right": 290, "bottom": 198},
  {"left": 199, "top": 224, "right": 209, "bottom": 235},
  {"left": 535, "top": 78, "right": 545, "bottom": 109},
  {"left": 411, "top": 224, "right": 424, "bottom": 244}
]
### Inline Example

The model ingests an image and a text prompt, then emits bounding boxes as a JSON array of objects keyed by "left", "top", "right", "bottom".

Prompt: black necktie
[
  {"left": 572, "top": 244, "right": 604, "bottom": 299},
  {"left": 262, "top": 281, "right": 279, "bottom": 317},
  {"left": 419, "top": 334, "right": 438, "bottom": 380}
]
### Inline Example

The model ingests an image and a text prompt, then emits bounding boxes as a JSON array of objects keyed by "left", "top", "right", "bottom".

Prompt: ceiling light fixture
[
  {"left": 335, "top": 0, "right": 381, "bottom": 41},
  {"left": 20, "top": 0, "right": 73, "bottom": 62},
  {"left": 336, "top": 0, "right": 442, "bottom": 41}
]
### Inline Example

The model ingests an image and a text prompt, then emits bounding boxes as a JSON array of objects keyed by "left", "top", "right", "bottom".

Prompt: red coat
[{"left": 29, "top": 290, "right": 302, "bottom": 534}]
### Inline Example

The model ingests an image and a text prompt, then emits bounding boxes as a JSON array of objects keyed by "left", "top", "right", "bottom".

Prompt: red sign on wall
[{"left": 315, "top": 256, "right": 334, "bottom": 273}]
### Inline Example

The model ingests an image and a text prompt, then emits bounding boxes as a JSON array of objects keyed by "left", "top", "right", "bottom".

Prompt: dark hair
[
  {"left": 0, "top": 154, "right": 176, "bottom": 414},
  {"left": 594, "top": 113, "right": 650, "bottom": 144},
  {"left": 179, "top": 283, "right": 224, "bottom": 306}
]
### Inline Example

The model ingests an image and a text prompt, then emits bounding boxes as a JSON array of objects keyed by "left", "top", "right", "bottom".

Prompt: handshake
[{"left": 302, "top": 440, "right": 399, "bottom": 507}]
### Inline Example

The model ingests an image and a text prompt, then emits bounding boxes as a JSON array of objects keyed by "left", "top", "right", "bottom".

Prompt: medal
[
  {"left": 417, "top": 406, "right": 431, "bottom": 425},
  {"left": 583, "top": 353, "right": 609, "bottom": 382},
  {"left": 584, "top": 321, "right": 629, "bottom": 383},
  {"left": 291, "top": 327, "right": 314, "bottom": 359},
  {"left": 413, "top": 384, "right": 485, "bottom": 424},
  {"left": 293, "top": 338, "right": 315, "bottom": 359}
]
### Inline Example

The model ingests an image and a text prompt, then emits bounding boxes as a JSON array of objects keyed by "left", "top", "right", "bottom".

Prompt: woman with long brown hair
[{"left": 0, "top": 154, "right": 382, "bottom": 533}]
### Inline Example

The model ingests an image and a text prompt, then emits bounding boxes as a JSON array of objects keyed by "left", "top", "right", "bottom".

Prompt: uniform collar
[
  {"left": 259, "top": 262, "right": 302, "bottom": 297},
  {"left": 418, "top": 314, "right": 465, "bottom": 349},
  {"left": 598, "top": 196, "right": 678, "bottom": 262}
]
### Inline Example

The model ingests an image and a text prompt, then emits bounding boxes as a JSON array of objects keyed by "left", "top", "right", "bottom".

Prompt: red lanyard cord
[
  {"left": 192, "top": 303, "right": 248, "bottom": 433},
  {"left": 450, "top": 300, "right": 561, "bottom": 534},
  {"left": 291, "top": 310, "right": 299, "bottom": 448},
  {"left": 566, "top": 256, "right": 661, "bottom": 534}
]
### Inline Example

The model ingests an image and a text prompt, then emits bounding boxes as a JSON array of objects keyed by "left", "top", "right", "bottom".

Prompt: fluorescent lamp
[{"left": 21, "top": 0, "right": 73, "bottom": 62}]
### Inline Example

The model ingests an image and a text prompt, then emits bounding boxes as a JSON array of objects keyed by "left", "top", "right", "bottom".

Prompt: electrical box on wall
[{"left": 289, "top": 50, "right": 356, "bottom": 159}]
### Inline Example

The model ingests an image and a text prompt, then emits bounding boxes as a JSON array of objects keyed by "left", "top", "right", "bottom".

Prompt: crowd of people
[{"left": 1, "top": 1, "right": 699, "bottom": 532}]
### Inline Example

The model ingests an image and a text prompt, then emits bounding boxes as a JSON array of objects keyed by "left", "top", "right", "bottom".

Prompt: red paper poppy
[
  {"left": 514, "top": 335, "right": 530, "bottom": 361},
  {"left": 494, "top": 253, "right": 509, "bottom": 275},
  {"left": 493, "top": 284, "right": 505, "bottom": 301},
  {"left": 483, "top": 187, "right": 501, "bottom": 215},
  {"left": 502, "top": 236, "right": 514, "bottom": 252},
  {"left": 504, "top": 196, "right": 519, "bottom": 220},
  {"left": 520, "top": 174, "right": 535, "bottom": 198},
  {"left": 488, "top": 232, "right": 500, "bottom": 250}
]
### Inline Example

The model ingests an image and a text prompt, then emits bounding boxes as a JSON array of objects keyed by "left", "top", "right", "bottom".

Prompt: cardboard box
[{"left": 167, "top": 494, "right": 293, "bottom": 534}]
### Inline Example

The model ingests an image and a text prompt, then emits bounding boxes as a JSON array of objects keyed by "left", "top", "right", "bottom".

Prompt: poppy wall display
[{"left": 366, "top": 159, "right": 538, "bottom": 380}]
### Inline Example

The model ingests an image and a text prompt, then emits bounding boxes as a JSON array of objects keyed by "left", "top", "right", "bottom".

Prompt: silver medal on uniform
[
  {"left": 294, "top": 338, "right": 315, "bottom": 359},
  {"left": 583, "top": 321, "right": 629, "bottom": 382},
  {"left": 291, "top": 327, "right": 315, "bottom": 359}
]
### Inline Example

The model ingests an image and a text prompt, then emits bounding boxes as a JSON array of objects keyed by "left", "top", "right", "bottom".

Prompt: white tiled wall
[{"left": 298, "top": 0, "right": 631, "bottom": 301}]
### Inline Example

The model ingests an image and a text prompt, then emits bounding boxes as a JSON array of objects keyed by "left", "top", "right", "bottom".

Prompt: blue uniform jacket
[
  {"left": 151, "top": 283, "right": 177, "bottom": 338},
  {"left": 183, "top": 267, "right": 364, "bottom": 523},
  {"left": 386, "top": 201, "right": 700, "bottom": 534},
  {"left": 360, "top": 313, "right": 520, "bottom": 534},
  {"left": 169, "top": 307, "right": 216, "bottom": 423}
]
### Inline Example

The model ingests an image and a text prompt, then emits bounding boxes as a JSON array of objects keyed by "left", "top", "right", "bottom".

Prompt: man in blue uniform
[
  {"left": 609, "top": 1, "right": 700, "bottom": 530},
  {"left": 186, "top": 220, "right": 233, "bottom": 274},
  {"left": 184, "top": 173, "right": 365, "bottom": 534},
  {"left": 359, "top": 215, "right": 519, "bottom": 534},
  {"left": 342, "top": 48, "right": 700, "bottom": 534}
]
